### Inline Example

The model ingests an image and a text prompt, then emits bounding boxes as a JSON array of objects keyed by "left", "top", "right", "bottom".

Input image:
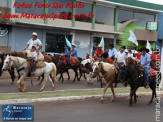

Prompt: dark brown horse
[{"left": 57, "top": 56, "right": 81, "bottom": 82}]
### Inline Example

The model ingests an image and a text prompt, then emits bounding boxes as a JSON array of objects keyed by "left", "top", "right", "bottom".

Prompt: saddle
[{"left": 36, "top": 61, "right": 46, "bottom": 68}]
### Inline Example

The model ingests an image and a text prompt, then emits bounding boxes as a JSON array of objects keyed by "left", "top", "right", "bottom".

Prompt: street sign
[{"left": 146, "top": 21, "right": 158, "bottom": 31}]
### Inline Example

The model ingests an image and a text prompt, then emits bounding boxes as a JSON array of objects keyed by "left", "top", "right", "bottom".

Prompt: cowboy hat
[
  {"left": 72, "top": 43, "right": 76, "bottom": 47},
  {"left": 140, "top": 47, "right": 149, "bottom": 53},
  {"left": 153, "top": 49, "right": 160, "bottom": 53},
  {"left": 32, "top": 32, "right": 37, "bottom": 36},
  {"left": 97, "top": 44, "right": 102, "bottom": 48}
]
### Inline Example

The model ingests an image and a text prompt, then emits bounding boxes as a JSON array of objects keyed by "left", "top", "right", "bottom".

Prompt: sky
[{"left": 137, "top": 0, "right": 163, "bottom": 5}]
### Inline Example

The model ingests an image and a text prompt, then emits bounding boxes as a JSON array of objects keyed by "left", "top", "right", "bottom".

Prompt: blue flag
[
  {"left": 65, "top": 37, "right": 72, "bottom": 49},
  {"left": 100, "top": 37, "right": 104, "bottom": 51}
]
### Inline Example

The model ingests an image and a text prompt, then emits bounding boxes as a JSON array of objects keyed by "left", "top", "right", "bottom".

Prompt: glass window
[
  {"left": 15, "top": 0, "right": 44, "bottom": 14},
  {"left": 76, "top": 2, "right": 92, "bottom": 23},
  {"left": 95, "top": 5, "right": 114, "bottom": 25},
  {"left": 46, "top": 33, "right": 72, "bottom": 53},
  {"left": 134, "top": 12, "right": 155, "bottom": 26},
  {"left": 118, "top": 9, "right": 134, "bottom": 23},
  {"left": 48, "top": 0, "right": 72, "bottom": 20}
]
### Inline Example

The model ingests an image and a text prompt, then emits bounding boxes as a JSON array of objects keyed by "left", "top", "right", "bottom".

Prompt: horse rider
[
  {"left": 64, "top": 45, "right": 71, "bottom": 67},
  {"left": 140, "top": 47, "right": 151, "bottom": 89},
  {"left": 95, "top": 45, "right": 103, "bottom": 58},
  {"left": 108, "top": 44, "right": 117, "bottom": 61},
  {"left": 101, "top": 52, "right": 113, "bottom": 64},
  {"left": 128, "top": 49, "right": 134, "bottom": 58},
  {"left": 115, "top": 46, "right": 127, "bottom": 82},
  {"left": 71, "top": 44, "right": 78, "bottom": 58},
  {"left": 30, "top": 45, "right": 38, "bottom": 75},
  {"left": 24, "top": 32, "right": 42, "bottom": 51},
  {"left": 135, "top": 49, "right": 142, "bottom": 60}
]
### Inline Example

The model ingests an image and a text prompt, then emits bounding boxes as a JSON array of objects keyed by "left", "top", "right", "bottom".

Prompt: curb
[{"left": 0, "top": 91, "right": 162, "bottom": 105}]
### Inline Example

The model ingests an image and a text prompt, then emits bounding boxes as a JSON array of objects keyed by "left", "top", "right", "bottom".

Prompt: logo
[
  {"left": 2, "top": 105, "right": 33, "bottom": 121},
  {"left": 0, "top": 27, "right": 8, "bottom": 36}
]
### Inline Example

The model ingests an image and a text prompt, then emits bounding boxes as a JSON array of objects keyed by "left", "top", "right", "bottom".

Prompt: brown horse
[{"left": 57, "top": 56, "right": 81, "bottom": 82}]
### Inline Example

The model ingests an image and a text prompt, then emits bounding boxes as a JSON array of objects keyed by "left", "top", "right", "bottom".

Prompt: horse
[
  {"left": 92, "top": 61, "right": 118, "bottom": 101},
  {"left": 80, "top": 58, "right": 94, "bottom": 84},
  {"left": 124, "top": 57, "right": 161, "bottom": 105},
  {"left": 57, "top": 55, "right": 81, "bottom": 82},
  {"left": 2, "top": 55, "right": 57, "bottom": 92}
]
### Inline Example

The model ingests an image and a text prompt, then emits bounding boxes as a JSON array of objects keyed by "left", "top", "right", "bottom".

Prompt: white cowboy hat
[
  {"left": 72, "top": 43, "right": 76, "bottom": 47},
  {"left": 32, "top": 32, "right": 37, "bottom": 36},
  {"left": 97, "top": 44, "right": 102, "bottom": 48}
]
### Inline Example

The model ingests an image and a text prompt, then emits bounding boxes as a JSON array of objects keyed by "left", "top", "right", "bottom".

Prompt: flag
[
  {"left": 146, "top": 40, "right": 152, "bottom": 54},
  {"left": 99, "top": 37, "right": 104, "bottom": 51},
  {"left": 65, "top": 37, "right": 72, "bottom": 49},
  {"left": 128, "top": 30, "right": 138, "bottom": 46}
]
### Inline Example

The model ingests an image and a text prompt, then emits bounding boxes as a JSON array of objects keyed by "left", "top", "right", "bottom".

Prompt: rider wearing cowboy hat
[
  {"left": 71, "top": 43, "right": 78, "bottom": 58},
  {"left": 24, "top": 32, "right": 42, "bottom": 51},
  {"left": 95, "top": 44, "right": 103, "bottom": 57},
  {"left": 140, "top": 47, "right": 151, "bottom": 88},
  {"left": 30, "top": 45, "right": 38, "bottom": 75}
]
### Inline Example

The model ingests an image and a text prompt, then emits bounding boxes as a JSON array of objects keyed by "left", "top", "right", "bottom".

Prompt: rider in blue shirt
[
  {"left": 140, "top": 47, "right": 151, "bottom": 88},
  {"left": 71, "top": 44, "right": 78, "bottom": 58},
  {"left": 64, "top": 45, "right": 71, "bottom": 65}
]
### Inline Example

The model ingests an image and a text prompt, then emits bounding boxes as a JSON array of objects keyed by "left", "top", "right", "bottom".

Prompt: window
[
  {"left": 15, "top": 0, "right": 44, "bottom": 14},
  {"left": 95, "top": 5, "right": 114, "bottom": 25},
  {"left": 46, "top": 33, "right": 72, "bottom": 53},
  {"left": 76, "top": 2, "right": 92, "bottom": 23},
  {"left": 134, "top": 12, "right": 155, "bottom": 26},
  {"left": 48, "top": 0, "right": 72, "bottom": 20},
  {"left": 118, "top": 9, "right": 134, "bottom": 23}
]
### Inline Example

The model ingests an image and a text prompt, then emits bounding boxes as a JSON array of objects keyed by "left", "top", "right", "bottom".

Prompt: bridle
[{"left": 6, "top": 57, "right": 12, "bottom": 69}]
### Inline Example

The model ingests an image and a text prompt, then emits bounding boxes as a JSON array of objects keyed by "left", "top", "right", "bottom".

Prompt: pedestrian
[
  {"left": 95, "top": 45, "right": 103, "bottom": 57},
  {"left": 108, "top": 44, "right": 117, "bottom": 60},
  {"left": 140, "top": 47, "right": 151, "bottom": 88},
  {"left": 24, "top": 32, "right": 42, "bottom": 51},
  {"left": 71, "top": 44, "right": 78, "bottom": 58}
]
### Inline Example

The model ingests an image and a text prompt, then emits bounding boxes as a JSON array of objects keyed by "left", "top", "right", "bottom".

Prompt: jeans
[
  {"left": 66, "top": 56, "right": 71, "bottom": 65},
  {"left": 33, "top": 60, "right": 37, "bottom": 72},
  {"left": 144, "top": 67, "right": 149, "bottom": 84}
]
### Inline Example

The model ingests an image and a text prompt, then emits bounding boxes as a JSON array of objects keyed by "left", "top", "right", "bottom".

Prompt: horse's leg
[
  {"left": 17, "top": 75, "right": 25, "bottom": 92},
  {"left": 126, "top": 88, "right": 131, "bottom": 102},
  {"left": 72, "top": 68, "right": 77, "bottom": 82},
  {"left": 67, "top": 70, "right": 70, "bottom": 80},
  {"left": 149, "top": 83, "right": 156, "bottom": 104},
  {"left": 84, "top": 73, "right": 86, "bottom": 79},
  {"left": 130, "top": 86, "right": 139, "bottom": 106},
  {"left": 37, "top": 74, "right": 44, "bottom": 86},
  {"left": 23, "top": 79, "right": 27, "bottom": 92},
  {"left": 101, "top": 82, "right": 111, "bottom": 101},
  {"left": 100, "top": 76, "right": 103, "bottom": 88},
  {"left": 8, "top": 68, "right": 15, "bottom": 84},
  {"left": 48, "top": 76, "right": 56, "bottom": 91},
  {"left": 40, "top": 75, "right": 48, "bottom": 92},
  {"left": 110, "top": 84, "right": 116, "bottom": 101}
]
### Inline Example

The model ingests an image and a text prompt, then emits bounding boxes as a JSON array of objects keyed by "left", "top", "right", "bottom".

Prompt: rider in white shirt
[
  {"left": 128, "top": 49, "right": 134, "bottom": 58},
  {"left": 30, "top": 45, "right": 38, "bottom": 75},
  {"left": 24, "top": 32, "right": 42, "bottom": 51}
]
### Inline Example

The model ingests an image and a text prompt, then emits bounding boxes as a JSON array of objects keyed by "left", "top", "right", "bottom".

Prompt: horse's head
[
  {"left": 2, "top": 55, "right": 13, "bottom": 71},
  {"left": 92, "top": 61, "right": 100, "bottom": 78}
]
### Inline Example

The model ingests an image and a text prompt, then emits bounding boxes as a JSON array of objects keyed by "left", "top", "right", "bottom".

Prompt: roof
[{"left": 97, "top": 0, "right": 163, "bottom": 12}]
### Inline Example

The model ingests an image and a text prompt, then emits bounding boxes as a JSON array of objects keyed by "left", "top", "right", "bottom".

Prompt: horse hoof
[
  {"left": 111, "top": 98, "right": 115, "bottom": 102},
  {"left": 126, "top": 97, "right": 130, "bottom": 102},
  {"left": 39, "top": 89, "right": 43, "bottom": 92},
  {"left": 87, "top": 82, "right": 90, "bottom": 85},
  {"left": 23, "top": 89, "right": 27, "bottom": 92},
  {"left": 52, "top": 86, "right": 56, "bottom": 91},
  {"left": 101, "top": 97, "right": 104, "bottom": 102},
  {"left": 18, "top": 88, "right": 22, "bottom": 92},
  {"left": 11, "top": 82, "right": 14, "bottom": 84},
  {"left": 90, "top": 83, "right": 93, "bottom": 85},
  {"left": 37, "top": 83, "right": 41, "bottom": 86}
]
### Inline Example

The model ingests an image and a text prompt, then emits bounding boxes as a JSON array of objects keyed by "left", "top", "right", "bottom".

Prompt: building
[
  {"left": 0, "top": 0, "right": 163, "bottom": 58},
  {"left": 156, "top": 13, "right": 163, "bottom": 54}
]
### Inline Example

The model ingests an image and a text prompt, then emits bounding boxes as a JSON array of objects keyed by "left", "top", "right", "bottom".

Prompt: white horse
[{"left": 2, "top": 55, "right": 57, "bottom": 92}]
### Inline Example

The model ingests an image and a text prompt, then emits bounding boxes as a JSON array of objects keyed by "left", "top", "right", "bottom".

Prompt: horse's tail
[{"left": 50, "top": 63, "right": 57, "bottom": 83}]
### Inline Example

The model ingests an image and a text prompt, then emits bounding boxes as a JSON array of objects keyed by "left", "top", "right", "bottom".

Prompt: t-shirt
[
  {"left": 31, "top": 51, "right": 37, "bottom": 61},
  {"left": 136, "top": 53, "right": 142, "bottom": 60},
  {"left": 128, "top": 53, "right": 133, "bottom": 58},
  {"left": 140, "top": 53, "right": 151, "bottom": 68},
  {"left": 108, "top": 48, "right": 117, "bottom": 58},
  {"left": 150, "top": 54, "right": 161, "bottom": 61},
  {"left": 27, "top": 38, "right": 42, "bottom": 50},
  {"left": 115, "top": 51, "right": 127, "bottom": 63}
]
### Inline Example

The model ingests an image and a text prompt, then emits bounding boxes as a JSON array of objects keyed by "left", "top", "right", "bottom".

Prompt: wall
[{"left": 116, "top": 22, "right": 155, "bottom": 51}]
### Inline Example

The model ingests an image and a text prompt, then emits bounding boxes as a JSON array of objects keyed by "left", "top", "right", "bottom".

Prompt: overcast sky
[{"left": 137, "top": 0, "right": 163, "bottom": 5}]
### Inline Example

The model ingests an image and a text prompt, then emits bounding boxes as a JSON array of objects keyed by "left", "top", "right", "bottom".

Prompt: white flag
[
  {"left": 99, "top": 37, "right": 104, "bottom": 51},
  {"left": 128, "top": 30, "right": 138, "bottom": 46},
  {"left": 146, "top": 40, "right": 152, "bottom": 54}
]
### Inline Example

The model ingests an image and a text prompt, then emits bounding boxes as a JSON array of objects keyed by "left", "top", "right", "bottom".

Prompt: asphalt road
[
  {"left": 0, "top": 70, "right": 123, "bottom": 93},
  {"left": 0, "top": 95, "right": 162, "bottom": 122}
]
